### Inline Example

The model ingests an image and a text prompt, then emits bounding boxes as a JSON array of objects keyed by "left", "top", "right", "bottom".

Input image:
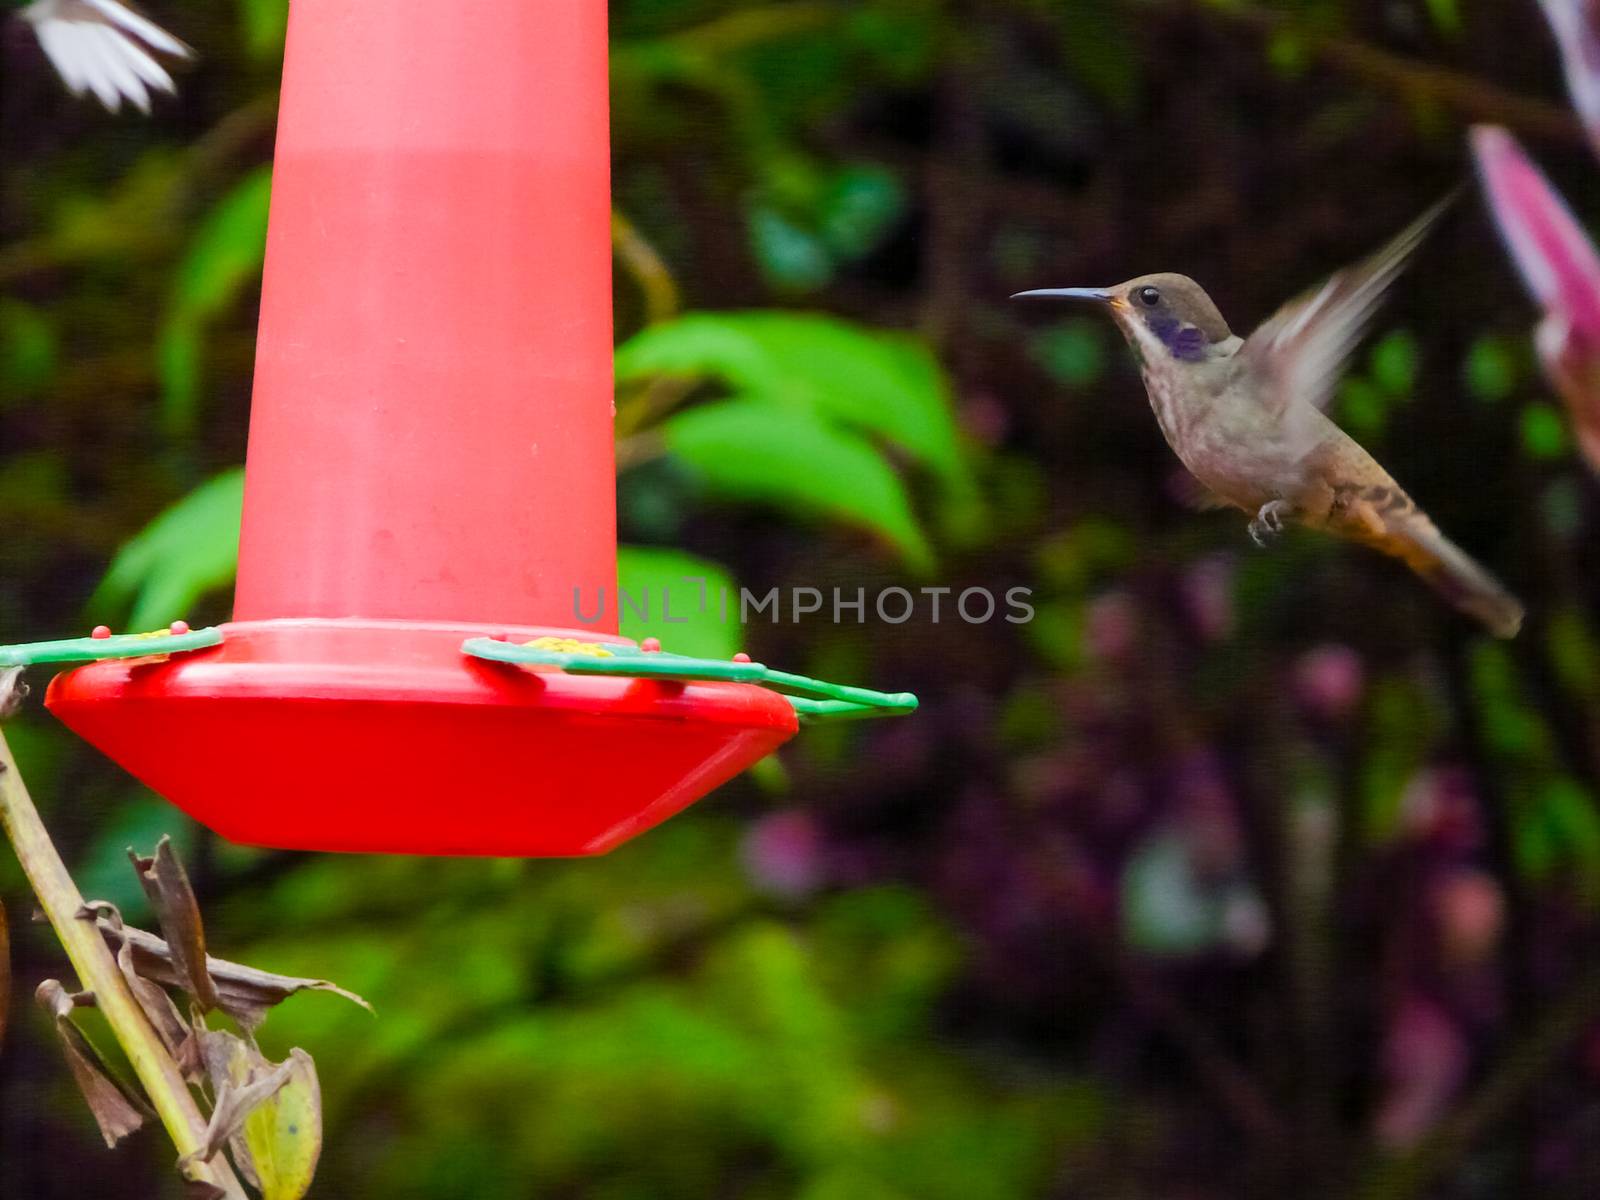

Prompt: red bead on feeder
[{"left": 17, "top": 2, "right": 914, "bottom": 857}]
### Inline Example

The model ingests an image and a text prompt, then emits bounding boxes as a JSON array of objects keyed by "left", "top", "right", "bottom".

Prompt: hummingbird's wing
[
  {"left": 21, "top": 0, "right": 190, "bottom": 113},
  {"left": 1241, "top": 196, "right": 1452, "bottom": 416}
]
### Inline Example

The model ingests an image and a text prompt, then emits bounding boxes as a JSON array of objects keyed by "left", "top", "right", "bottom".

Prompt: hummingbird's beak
[{"left": 1009, "top": 287, "right": 1113, "bottom": 303}]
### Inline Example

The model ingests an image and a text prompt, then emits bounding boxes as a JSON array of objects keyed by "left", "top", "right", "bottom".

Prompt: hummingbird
[
  {"left": 16, "top": 0, "right": 189, "bottom": 113},
  {"left": 1014, "top": 200, "right": 1525, "bottom": 638}
]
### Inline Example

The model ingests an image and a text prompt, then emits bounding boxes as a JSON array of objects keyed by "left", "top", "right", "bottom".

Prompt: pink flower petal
[
  {"left": 739, "top": 810, "right": 823, "bottom": 899},
  {"left": 1292, "top": 643, "right": 1365, "bottom": 721},
  {"left": 1472, "top": 125, "right": 1600, "bottom": 344},
  {"left": 1374, "top": 993, "right": 1470, "bottom": 1148},
  {"left": 1537, "top": 311, "right": 1600, "bottom": 467},
  {"left": 1474, "top": 125, "right": 1600, "bottom": 468},
  {"left": 1539, "top": 0, "right": 1600, "bottom": 155}
]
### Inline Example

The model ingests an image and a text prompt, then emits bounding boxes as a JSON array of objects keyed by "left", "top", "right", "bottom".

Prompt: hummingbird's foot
[{"left": 1248, "top": 500, "right": 1292, "bottom": 548}]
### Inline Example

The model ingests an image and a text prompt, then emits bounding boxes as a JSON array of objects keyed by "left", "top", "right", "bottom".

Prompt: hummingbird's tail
[{"left": 1380, "top": 516, "right": 1525, "bottom": 638}]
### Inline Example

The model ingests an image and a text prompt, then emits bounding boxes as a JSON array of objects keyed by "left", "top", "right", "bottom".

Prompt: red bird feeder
[{"left": 36, "top": 3, "right": 914, "bottom": 856}]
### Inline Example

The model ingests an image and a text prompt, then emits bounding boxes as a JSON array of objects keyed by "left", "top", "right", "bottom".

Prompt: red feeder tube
[{"left": 47, "top": 2, "right": 797, "bottom": 855}]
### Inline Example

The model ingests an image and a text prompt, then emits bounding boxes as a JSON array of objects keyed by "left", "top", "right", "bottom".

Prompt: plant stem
[
  {"left": 665, "top": 1, "right": 840, "bottom": 55},
  {"left": 1195, "top": 0, "right": 1584, "bottom": 145},
  {"left": 0, "top": 719, "right": 246, "bottom": 1199},
  {"left": 612, "top": 210, "right": 680, "bottom": 328}
]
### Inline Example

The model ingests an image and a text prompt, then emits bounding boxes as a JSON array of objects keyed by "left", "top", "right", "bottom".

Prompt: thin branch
[
  {"left": 0, "top": 683, "right": 246, "bottom": 1199},
  {"left": 612, "top": 210, "right": 681, "bottom": 327},
  {"left": 1195, "top": 1, "right": 1585, "bottom": 146},
  {"left": 664, "top": 1, "right": 841, "bottom": 56},
  {"left": 614, "top": 430, "right": 668, "bottom": 473}
]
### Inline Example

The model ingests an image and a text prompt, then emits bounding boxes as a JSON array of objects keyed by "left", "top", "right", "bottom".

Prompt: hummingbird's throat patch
[{"left": 1145, "top": 314, "right": 1210, "bottom": 362}]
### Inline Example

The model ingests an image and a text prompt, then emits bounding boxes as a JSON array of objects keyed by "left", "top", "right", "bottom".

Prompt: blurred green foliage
[{"left": 5, "top": 1, "right": 1600, "bottom": 1198}]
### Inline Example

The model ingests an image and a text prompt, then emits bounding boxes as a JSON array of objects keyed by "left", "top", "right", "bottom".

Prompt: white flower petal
[
  {"left": 77, "top": 28, "right": 132, "bottom": 111},
  {"left": 113, "top": 30, "right": 178, "bottom": 95},
  {"left": 22, "top": 0, "right": 188, "bottom": 112},
  {"left": 81, "top": 0, "right": 190, "bottom": 58},
  {"left": 86, "top": 22, "right": 153, "bottom": 113},
  {"left": 31, "top": 19, "right": 93, "bottom": 95}
]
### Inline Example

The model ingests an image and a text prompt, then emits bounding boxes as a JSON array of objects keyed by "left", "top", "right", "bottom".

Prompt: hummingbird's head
[{"left": 1013, "top": 273, "right": 1233, "bottom": 364}]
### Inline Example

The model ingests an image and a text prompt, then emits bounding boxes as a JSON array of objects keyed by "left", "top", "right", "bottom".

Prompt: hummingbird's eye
[{"left": 1136, "top": 286, "right": 1161, "bottom": 307}]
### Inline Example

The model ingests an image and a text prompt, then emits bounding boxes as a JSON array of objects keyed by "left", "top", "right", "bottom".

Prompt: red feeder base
[{"left": 46, "top": 620, "right": 798, "bottom": 856}]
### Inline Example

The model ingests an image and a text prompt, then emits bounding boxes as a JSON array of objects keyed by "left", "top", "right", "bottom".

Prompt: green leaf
[
  {"left": 1369, "top": 330, "right": 1417, "bottom": 397},
  {"left": 171, "top": 170, "right": 274, "bottom": 318},
  {"left": 0, "top": 300, "right": 56, "bottom": 400},
  {"left": 1360, "top": 678, "right": 1445, "bottom": 844},
  {"left": 1337, "top": 377, "right": 1387, "bottom": 439},
  {"left": 160, "top": 168, "right": 273, "bottom": 435},
  {"left": 616, "top": 546, "right": 742, "bottom": 660},
  {"left": 48, "top": 151, "right": 186, "bottom": 264},
  {"left": 1059, "top": 0, "right": 1140, "bottom": 109},
  {"left": 1521, "top": 402, "right": 1571, "bottom": 460},
  {"left": 238, "top": 0, "right": 290, "bottom": 58},
  {"left": 1516, "top": 778, "right": 1600, "bottom": 902},
  {"left": 616, "top": 311, "right": 980, "bottom": 536},
  {"left": 156, "top": 321, "right": 203, "bottom": 435},
  {"left": 90, "top": 468, "right": 244, "bottom": 629},
  {"left": 1423, "top": 0, "right": 1461, "bottom": 35},
  {"left": 843, "top": 5, "right": 938, "bottom": 82},
  {"left": 1266, "top": 30, "right": 1311, "bottom": 78},
  {"left": 1470, "top": 641, "right": 1554, "bottom": 765},
  {"left": 750, "top": 207, "right": 834, "bottom": 292},
  {"left": 242, "top": 1050, "right": 323, "bottom": 1200},
  {"left": 817, "top": 165, "right": 904, "bottom": 260},
  {"left": 1028, "top": 320, "right": 1104, "bottom": 387},
  {"left": 662, "top": 399, "right": 934, "bottom": 572},
  {"left": 1547, "top": 607, "right": 1600, "bottom": 699},
  {"left": 1464, "top": 336, "right": 1519, "bottom": 402},
  {"left": 1543, "top": 779, "right": 1600, "bottom": 904}
]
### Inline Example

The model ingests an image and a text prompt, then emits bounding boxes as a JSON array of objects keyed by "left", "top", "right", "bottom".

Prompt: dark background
[{"left": 3, "top": 1, "right": 1599, "bottom": 1197}]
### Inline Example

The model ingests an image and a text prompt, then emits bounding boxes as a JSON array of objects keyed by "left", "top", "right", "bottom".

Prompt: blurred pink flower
[
  {"left": 1400, "top": 765, "right": 1484, "bottom": 852},
  {"left": 1084, "top": 590, "right": 1138, "bottom": 664},
  {"left": 1473, "top": 125, "right": 1600, "bottom": 469},
  {"left": 1292, "top": 643, "right": 1365, "bottom": 721},
  {"left": 739, "top": 809, "right": 823, "bottom": 899},
  {"left": 1374, "top": 993, "right": 1470, "bottom": 1148},
  {"left": 1538, "top": 0, "right": 1600, "bottom": 154},
  {"left": 1180, "top": 553, "right": 1236, "bottom": 642},
  {"left": 1432, "top": 868, "right": 1506, "bottom": 967}
]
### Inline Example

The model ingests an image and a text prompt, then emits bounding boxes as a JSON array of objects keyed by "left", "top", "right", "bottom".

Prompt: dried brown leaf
[
  {"left": 80, "top": 896, "right": 207, "bottom": 1075},
  {"left": 195, "top": 1030, "right": 257, "bottom": 1190},
  {"left": 197, "top": 1033, "right": 264, "bottom": 1191},
  {"left": 129, "top": 836, "right": 220, "bottom": 1011},
  {"left": 191, "top": 1033, "right": 323, "bottom": 1198},
  {"left": 105, "top": 922, "right": 372, "bottom": 1030},
  {"left": 197, "top": 1027, "right": 251, "bottom": 1092},
  {"left": 0, "top": 667, "right": 28, "bottom": 718},
  {"left": 115, "top": 934, "right": 194, "bottom": 1069},
  {"left": 35, "top": 979, "right": 152, "bottom": 1146},
  {"left": 182, "top": 1034, "right": 295, "bottom": 1167}
]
